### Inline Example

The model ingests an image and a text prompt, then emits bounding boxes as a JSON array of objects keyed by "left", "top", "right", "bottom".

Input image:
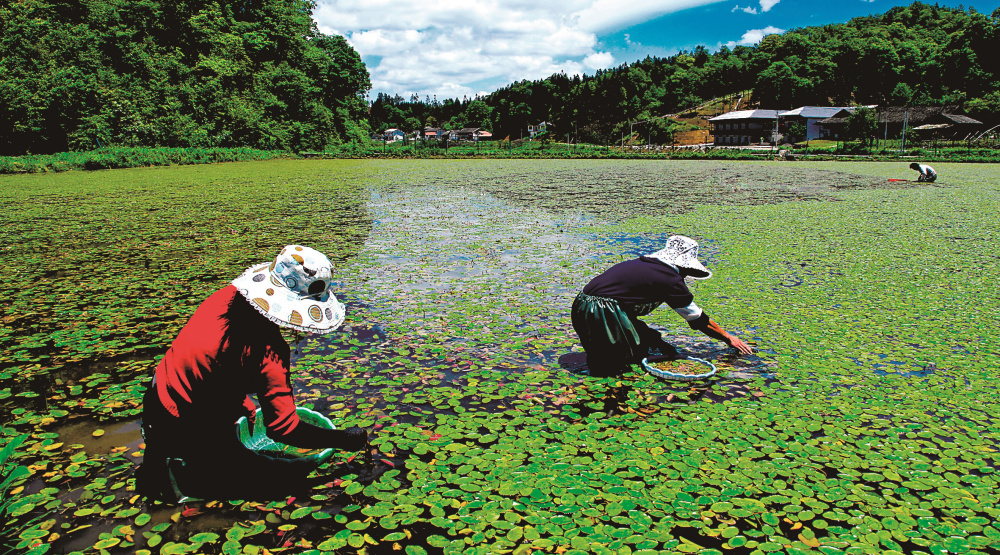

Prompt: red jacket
[{"left": 149, "top": 285, "right": 300, "bottom": 439}]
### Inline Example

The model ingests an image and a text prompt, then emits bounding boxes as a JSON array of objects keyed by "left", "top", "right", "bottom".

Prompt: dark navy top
[{"left": 583, "top": 257, "right": 693, "bottom": 309}]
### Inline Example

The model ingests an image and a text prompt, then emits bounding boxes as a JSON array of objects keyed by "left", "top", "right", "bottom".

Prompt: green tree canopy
[
  {"left": 0, "top": 0, "right": 370, "bottom": 155},
  {"left": 364, "top": 2, "right": 1000, "bottom": 143}
]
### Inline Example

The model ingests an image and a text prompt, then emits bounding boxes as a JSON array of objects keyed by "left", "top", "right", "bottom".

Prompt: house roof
[
  {"left": 708, "top": 110, "right": 778, "bottom": 122},
  {"left": 876, "top": 106, "right": 981, "bottom": 125},
  {"left": 779, "top": 106, "right": 853, "bottom": 119},
  {"left": 943, "top": 114, "right": 981, "bottom": 124},
  {"left": 457, "top": 128, "right": 481, "bottom": 134}
]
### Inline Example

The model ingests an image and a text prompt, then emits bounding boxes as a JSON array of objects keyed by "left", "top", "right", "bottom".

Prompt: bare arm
[{"left": 688, "top": 313, "right": 754, "bottom": 355}]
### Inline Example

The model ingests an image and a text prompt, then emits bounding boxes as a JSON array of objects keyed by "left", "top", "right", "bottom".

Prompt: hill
[
  {"left": 0, "top": 0, "right": 371, "bottom": 155},
  {"left": 369, "top": 2, "right": 1000, "bottom": 146}
]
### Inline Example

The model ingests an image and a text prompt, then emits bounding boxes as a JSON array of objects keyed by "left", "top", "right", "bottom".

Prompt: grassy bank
[
  {"left": 0, "top": 147, "right": 291, "bottom": 174},
  {"left": 4, "top": 142, "right": 999, "bottom": 175}
]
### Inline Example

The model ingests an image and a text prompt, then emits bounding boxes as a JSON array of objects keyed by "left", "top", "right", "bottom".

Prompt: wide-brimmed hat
[
  {"left": 647, "top": 235, "right": 713, "bottom": 279},
  {"left": 232, "top": 245, "right": 346, "bottom": 334}
]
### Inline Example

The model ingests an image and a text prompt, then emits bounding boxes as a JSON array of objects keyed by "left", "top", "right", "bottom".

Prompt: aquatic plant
[{"left": 2, "top": 159, "right": 997, "bottom": 554}]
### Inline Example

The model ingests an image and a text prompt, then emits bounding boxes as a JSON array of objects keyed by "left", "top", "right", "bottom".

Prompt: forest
[
  {"left": 370, "top": 2, "right": 1000, "bottom": 145},
  {"left": 3, "top": 1, "right": 1000, "bottom": 155},
  {"left": 0, "top": 0, "right": 370, "bottom": 155}
]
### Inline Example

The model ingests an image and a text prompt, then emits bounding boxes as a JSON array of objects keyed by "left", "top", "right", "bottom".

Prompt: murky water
[{"left": 12, "top": 159, "right": 988, "bottom": 555}]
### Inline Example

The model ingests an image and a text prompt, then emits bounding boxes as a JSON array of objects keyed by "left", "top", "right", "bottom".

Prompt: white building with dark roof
[
  {"left": 708, "top": 110, "right": 778, "bottom": 146},
  {"left": 778, "top": 107, "right": 854, "bottom": 141}
]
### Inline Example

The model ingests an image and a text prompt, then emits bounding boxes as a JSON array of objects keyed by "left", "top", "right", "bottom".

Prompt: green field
[{"left": 2, "top": 159, "right": 998, "bottom": 555}]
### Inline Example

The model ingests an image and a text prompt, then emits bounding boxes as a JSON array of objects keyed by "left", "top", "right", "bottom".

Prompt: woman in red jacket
[{"left": 137, "top": 245, "right": 367, "bottom": 502}]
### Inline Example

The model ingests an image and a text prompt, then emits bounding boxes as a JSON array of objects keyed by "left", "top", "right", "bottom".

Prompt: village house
[
  {"left": 423, "top": 127, "right": 445, "bottom": 140},
  {"left": 777, "top": 106, "right": 854, "bottom": 142},
  {"left": 453, "top": 128, "right": 487, "bottom": 141},
  {"left": 708, "top": 110, "right": 778, "bottom": 146},
  {"left": 528, "top": 122, "right": 551, "bottom": 138},
  {"left": 382, "top": 128, "right": 405, "bottom": 142}
]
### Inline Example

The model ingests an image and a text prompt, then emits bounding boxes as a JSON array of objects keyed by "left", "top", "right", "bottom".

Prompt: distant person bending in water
[
  {"left": 571, "top": 235, "right": 753, "bottom": 377},
  {"left": 137, "top": 245, "right": 367, "bottom": 502},
  {"left": 910, "top": 162, "right": 937, "bottom": 183}
]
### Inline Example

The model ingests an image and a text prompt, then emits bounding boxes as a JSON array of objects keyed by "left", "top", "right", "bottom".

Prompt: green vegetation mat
[{"left": 2, "top": 159, "right": 998, "bottom": 555}]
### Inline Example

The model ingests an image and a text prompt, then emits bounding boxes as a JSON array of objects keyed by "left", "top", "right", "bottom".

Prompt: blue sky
[{"left": 312, "top": 0, "right": 1000, "bottom": 101}]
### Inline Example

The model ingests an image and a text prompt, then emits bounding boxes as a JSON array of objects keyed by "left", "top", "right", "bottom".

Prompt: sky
[{"left": 312, "top": 0, "right": 1000, "bottom": 102}]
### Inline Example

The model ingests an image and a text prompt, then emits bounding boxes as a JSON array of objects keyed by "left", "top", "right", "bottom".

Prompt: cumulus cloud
[
  {"left": 732, "top": 4, "right": 757, "bottom": 13},
  {"left": 584, "top": 51, "right": 615, "bottom": 69},
  {"left": 313, "top": 0, "right": 727, "bottom": 99},
  {"left": 725, "top": 25, "right": 784, "bottom": 48},
  {"left": 759, "top": 0, "right": 779, "bottom": 12}
]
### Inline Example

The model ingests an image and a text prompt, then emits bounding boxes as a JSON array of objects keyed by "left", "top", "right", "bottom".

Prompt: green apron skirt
[{"left": 571, "top": 292, "right": 660, "bottom": 376}]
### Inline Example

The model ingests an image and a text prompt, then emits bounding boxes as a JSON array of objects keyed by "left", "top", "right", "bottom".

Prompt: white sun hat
[
  {"left": 232, "top": 245, "right": 346, "bottom": 334},
  {"left": 647, "top": 235, "right": 713, "bottom": 279}
]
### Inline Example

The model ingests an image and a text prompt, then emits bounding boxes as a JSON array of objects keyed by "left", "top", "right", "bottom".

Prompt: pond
[{"left": 2, "top": 159, "right": 999, "bottom": 555}]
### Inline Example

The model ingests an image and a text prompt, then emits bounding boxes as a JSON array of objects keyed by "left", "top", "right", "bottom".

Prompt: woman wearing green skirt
[{"left": 572, "top": 235, "right": 753, "bottom": 377}]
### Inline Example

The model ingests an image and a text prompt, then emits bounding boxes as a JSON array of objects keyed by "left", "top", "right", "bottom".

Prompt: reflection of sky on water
[
  {"left": 305, "top": 184, "right": 776, "bottom": 381},
  {"left": 347, "top": 184, "right": 597, "bottom": 300}
]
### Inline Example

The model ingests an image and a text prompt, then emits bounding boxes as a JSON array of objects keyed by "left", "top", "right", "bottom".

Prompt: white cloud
[
  {"left": 584, "top": 51, "right": 615, "bottom": 69},
  {"left": 313, "top": 0, "right": 728, "bottom": 99},
  {"left": 759, "top": 0, "right": 779, "bottom": 12},
  {"left": 724, "top": 25, "right": 784, "bottom": 48},
  {"left": 732, "top": 4, "right": 757, "bottom": 13},
  {"left": 573, "top": 0, "right": 728, "bottom": 33}
]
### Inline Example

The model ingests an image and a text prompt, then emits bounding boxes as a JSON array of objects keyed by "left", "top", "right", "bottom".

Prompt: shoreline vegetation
[{"left": 3, "top": 144, "right": 1000, "bottom": 175}]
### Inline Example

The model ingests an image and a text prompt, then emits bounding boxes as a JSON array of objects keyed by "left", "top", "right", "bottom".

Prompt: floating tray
[
  {"left": 641, "top": 356, "right": 717, "bottom": 381},
  {"left": 236, "top": 407, "right": 335, "bottom": 463}
]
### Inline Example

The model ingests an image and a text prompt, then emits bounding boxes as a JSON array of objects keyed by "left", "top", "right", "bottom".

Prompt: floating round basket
[
  {"left": 641, "top": 357, "right": 717, "bottom": 381},
  {"left": 236, "top": 407, "right": 336, "bottom": 463}
]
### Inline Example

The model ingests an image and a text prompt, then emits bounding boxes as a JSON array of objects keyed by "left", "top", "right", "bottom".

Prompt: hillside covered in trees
[
  {"left": 0, "top": 0, "right": 370, "bottom": 155},
  {"left": 3, "top": 1, "right": 998, "bottom": 155},
  {"left": 371, "top": 2, "right": 1000, "bottom": 145}
]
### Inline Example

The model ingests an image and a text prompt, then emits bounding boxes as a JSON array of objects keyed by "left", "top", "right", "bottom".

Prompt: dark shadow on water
[{"left": 558, "top": 352, "right": 589, "bottom": 375}]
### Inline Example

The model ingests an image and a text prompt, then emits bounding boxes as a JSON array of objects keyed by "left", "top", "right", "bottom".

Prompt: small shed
[{"left": 876, "top": 107, "right": 982, "bottom": 140}]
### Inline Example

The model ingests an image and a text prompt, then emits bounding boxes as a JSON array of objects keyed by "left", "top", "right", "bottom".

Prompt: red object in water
[
  {"left": 181, "top": 507, "right": 202, "bottom": 518},
  {"left": 381, "top": 459, "right": 396, "bottom": 467}
]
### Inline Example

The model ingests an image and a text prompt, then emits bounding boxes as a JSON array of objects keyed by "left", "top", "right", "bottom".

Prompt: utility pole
[
  {"left": 900, "top": 110, "right": 908, "bottom": 154},
  {"left": 771, "top": 112, "right": 778, "bottom": 156}
]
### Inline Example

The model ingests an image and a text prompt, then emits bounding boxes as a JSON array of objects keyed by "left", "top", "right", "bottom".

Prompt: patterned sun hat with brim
[
  {"left": 646, "top": 235, "right": 713, "bottom": 280},
  {"left": 232, "top": 245, "right": 346, "bottom": 334}
]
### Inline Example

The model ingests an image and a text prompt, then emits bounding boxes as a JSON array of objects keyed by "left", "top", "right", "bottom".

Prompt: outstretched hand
[
  {"left": 729, "top": 336, "right": 754, "bottom": 355},
  {"left": 344, "top": 427, "right": 368, "bottom": 451}
]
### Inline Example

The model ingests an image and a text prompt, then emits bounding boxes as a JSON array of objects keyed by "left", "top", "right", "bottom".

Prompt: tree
[
  {"left": 845, "top": 107, "right": 879, "bottom": 148},
  {"left": 0, "top": 0, "right": 372, "bottom": 155},
  {"left": 786, "top": 121, "right": 808, "bottom": 143},
  {"left": 755, "top": 62, "right": 811, "bottom": 109}
]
